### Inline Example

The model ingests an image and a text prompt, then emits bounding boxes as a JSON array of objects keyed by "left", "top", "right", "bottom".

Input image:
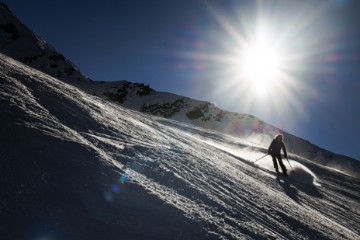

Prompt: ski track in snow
[{"left": 1, "top": 54, "right": 360, "bottom": 239}]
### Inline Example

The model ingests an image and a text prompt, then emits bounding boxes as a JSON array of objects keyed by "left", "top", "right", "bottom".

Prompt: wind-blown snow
[{"left": 1, "top": 53, "right": 360, "bottom": 239}]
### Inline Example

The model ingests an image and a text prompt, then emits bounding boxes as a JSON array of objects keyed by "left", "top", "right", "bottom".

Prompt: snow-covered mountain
[
  {"left": 0, "top": 3, "right": 90, "bottom": 85},
  {"left": 1, "top": 3, "right": 360, "bottom": 239}
]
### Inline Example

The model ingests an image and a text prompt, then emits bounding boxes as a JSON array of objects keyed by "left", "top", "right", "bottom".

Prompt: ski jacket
[{"left": 268, "top": 139, "right": 287, "bottom": 157}]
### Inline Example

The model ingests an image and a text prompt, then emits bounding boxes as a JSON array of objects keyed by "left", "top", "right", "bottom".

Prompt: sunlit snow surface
[{"left": 1, "top": 53, "right": 360, "bottom": 239}]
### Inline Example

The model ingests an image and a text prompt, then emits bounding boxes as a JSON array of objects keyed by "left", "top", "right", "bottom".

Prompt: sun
[
  {"left": 239, "top": 29, "right": 285, "bottom": 97},
  {"left": 172, "top": 1, "right": 312, "bottom": 120}
]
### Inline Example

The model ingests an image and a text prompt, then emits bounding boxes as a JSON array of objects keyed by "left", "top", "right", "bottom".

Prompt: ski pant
[{"left": 271, "top": 154, "right": 287, "bottom": 173}]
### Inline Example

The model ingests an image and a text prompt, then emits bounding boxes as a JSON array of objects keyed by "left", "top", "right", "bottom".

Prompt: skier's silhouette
[{"left": 268, "top": 134, "right": 288, "bottom": 176}]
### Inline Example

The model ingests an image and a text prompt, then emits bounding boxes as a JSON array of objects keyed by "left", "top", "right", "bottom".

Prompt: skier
[{"left": 268, "top": 134, "right": 288, "bottom": 176}]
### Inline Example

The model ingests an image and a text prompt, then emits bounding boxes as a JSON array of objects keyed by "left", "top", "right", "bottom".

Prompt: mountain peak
[{"left": 0, "top": 2, "right": 90, "bottom": 85}]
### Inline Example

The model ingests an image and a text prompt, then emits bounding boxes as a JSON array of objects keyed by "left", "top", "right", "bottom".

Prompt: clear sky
[{"left": 3, "top": 0, "right": 360, "bottom": 160}]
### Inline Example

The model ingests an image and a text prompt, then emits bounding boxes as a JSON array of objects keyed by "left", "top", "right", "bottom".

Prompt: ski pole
[
  {"left": 253, "top": 153, "right": 268, "bottom": 163},
  {"left": 286, "top": 157, "right": 294, "bottom": 172}
]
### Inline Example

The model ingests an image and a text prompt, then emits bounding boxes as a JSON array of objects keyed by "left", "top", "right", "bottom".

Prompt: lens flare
[{"left": 111, "top": 184, "right": 120, "bottom": 193}]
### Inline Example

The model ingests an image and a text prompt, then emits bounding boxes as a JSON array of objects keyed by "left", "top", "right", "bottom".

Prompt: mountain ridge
[{"left": 0, "top": 3, "right": 90, "bottom": 85}]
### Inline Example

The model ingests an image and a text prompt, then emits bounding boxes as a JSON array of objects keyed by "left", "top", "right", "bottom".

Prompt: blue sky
[{"left": 3, "top": 0, "right": 360, "bottom": 160}]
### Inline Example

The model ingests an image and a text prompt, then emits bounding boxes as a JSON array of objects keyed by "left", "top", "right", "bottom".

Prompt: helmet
[{"left": 275, "top": 134, "right": 283, "bottom": 141}]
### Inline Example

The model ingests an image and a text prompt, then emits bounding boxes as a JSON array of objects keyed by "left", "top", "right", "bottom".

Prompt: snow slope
[{"left": 1, "top": 53, "right": 360, "bottom": 240}]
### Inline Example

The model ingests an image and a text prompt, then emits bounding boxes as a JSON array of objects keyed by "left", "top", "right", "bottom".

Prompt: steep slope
[
  {"left": 1, "top": 53, "right": 360, "bottom": 239},
  {"left": 0, "top": 53, "right": 208, "bottom": 239},
  {"left": 0, "top": 3, "right": 90, "bottom": 85}
]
